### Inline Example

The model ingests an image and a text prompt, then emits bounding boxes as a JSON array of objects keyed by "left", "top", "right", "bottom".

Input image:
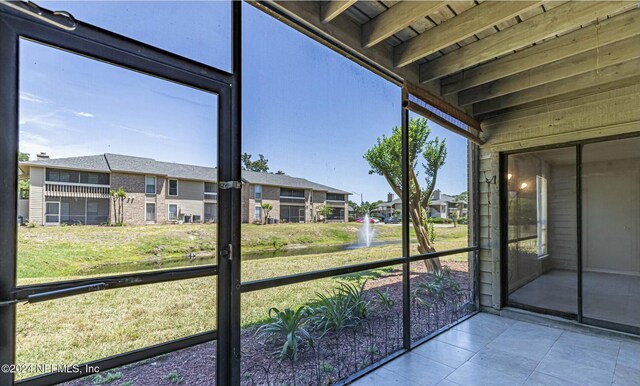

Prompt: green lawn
[{"left": 15, "top": 223, "right": 469, "bottom": 379}]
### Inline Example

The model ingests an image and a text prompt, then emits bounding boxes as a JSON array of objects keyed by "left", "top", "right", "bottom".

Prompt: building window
[
  {"left": 255, "top": 185, "right": 262, "bottom": 200},
  {"left": 45, "top": 168, "right": 109, "bottom": 185},
  {"left": 536, "top": 175, "right": 548, "bottom": 257},
  {"left": 327, "top": 207, "right": 345, "bottom": 220},
  {"left": 204, "top": 203, "right": 217, "bottom": 222},
  {"left": 168, "top": 179, "right": 178, "bottom": 196},
  {"left": 280, "top": 205, "right": 305, "bottom": 223},
  {"left": 280, "top": 188, "right": 305, "bottom": 203},
  {"left": 19, "top": 188, "right": 29, "bottom": 200},
  {"left": 146, "top": 203, "right": 156, "bottom": 222},
  {"left": 145, "top": 175, "right": 156, "bottom": 194},
  {"left": 168, "top": 204, "right": 178, "bottom": 221},
  {"left": 45, "top": 201, "right": 60, "bottom": 224},
  {"left": 255, "top": 205, "right": 262, "bottom": 221},
  {"left": 327, "top": 193, "right": 345, "bottom": 201}
]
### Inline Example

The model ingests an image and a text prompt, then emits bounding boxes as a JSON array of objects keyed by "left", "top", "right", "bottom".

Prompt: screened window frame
[
  {"left": 0, "top": 3, "right": 235, "bottom": 385},
  {"left": 0, "top": 3, "right": 483, "bottom": 386}
]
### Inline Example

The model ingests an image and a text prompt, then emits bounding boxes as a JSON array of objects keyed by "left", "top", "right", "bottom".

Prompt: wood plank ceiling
[{"left": 250, "top": 1, "right": 640, "bottom": 121}]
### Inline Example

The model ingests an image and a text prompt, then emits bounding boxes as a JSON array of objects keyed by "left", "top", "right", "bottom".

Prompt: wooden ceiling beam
[
  {"left": 442, "top": 7, "right": 640, "bottom": 95},
  {"left": 459, "top": 35, "right": 640, "bottom": 106},
  {"left": 394, "top": 1, "right": 542, "bottom": 68},
  {"left": 320, "top": 1, "right": 357, "bottom": 24},
  {"left": 419, "top": 1, "right": 632, "bottom": 83},
  {"left": 362, "top": 1, "right": 447, "bottom": 48},
  {"left": 473, "top": 57, "right": 640, "bottom": 115}
]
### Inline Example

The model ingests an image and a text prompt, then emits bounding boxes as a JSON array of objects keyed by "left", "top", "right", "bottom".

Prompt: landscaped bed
[
  {"left": 60, "top": 262, "right": 472, "bottom": 386},
  {"left": 15, "top": 223, "right": 470, "bottom": 382}
]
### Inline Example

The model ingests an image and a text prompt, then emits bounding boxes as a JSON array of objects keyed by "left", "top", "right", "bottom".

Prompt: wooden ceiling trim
[
  {"left": 404, "top": 82, "right": 481, "bottom": 132},
  {"left": 419, "top": 1, "right": 630, "bottom": 83},
  {"left": 361, "top": 1, "right": 447, "bottom": 48},
  {"left": 473, "top": 57, "right": 640, "bottom": 115},
  {"left": 459, "top": 35, "right": 640, "bottom": 106},
  {"left": 320, "top": 1, "right": 358, "bottom": 24},
  {"left": 394, "top": 1, "right": 542, "bottom": 68},
  {"left": 441, "top": 7, "right": 640, "bottom": 96}
]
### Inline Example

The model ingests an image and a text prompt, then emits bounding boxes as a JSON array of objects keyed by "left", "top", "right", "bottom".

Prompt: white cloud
[
  {"left": 75, "top": 111, "right": 94, "bottom": 118},
  {"left": 19, "top": 92, "right": 47, "bottom": 104},
  {"left": 19, "top": 131, "right": 95, "bottom": 160},
  {"left": 19, "top": 111, "right": 82, "bottom": 133},
  {"left": 114, "top": 124, "right": 174, "bottom": 140}
]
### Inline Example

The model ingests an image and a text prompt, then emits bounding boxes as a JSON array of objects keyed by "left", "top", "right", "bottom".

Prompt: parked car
[
  {"left": 384, "top": 217, "right": 401, "bottom": 224},
  {"left": 355, "top": 217, "right": 375, "bottom": 223},
  {"left": 371, "top": 217, "right": 382, "bottom": 223}
]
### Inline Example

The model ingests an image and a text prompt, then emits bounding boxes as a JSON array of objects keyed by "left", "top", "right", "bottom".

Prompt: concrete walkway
[{"left": 351, "top": 313, "right": 640, "bottom": 385}]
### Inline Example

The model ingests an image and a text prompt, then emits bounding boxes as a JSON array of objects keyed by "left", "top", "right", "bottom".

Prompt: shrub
[
  {"left": 92, "top": 371, "right": 123, "bottom": 385},
  {"left": 319, "top": 362, "right": 334, "bottom": 373},
  {"left": 256, "top": 306, "right": 313, "bottom": 360},
  {"left": 429, "top": 217, "right": 453, "bottom": 224},
  {"left": 310, "top": 281, "right": 370, "bottom": 333},
  {"left": 164, "top": 370, "right": 184, "bottom": 384},
  {"left": 373, "top": 288, "right": 395, "bottom": 312}
]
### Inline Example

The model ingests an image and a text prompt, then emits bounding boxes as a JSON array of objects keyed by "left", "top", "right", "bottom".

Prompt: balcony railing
[
  {"left": 45, "top": 182, "right": 111, "bottom": 199},
  {"left": 204, "top": 192, "right": 218, "bottom": 201}
]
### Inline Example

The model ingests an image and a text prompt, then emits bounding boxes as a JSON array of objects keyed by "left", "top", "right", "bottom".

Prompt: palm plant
[
  {"left": 373, "top": 288, "right": 395, "bottom": 312},
  {"left": 310, "top": 281, "right": 371, "bottom": 333},
  {"left": 256, "top": 306, "right": 313, "bottom": 360}
]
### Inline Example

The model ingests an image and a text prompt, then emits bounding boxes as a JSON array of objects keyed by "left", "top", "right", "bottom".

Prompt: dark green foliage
[
  {"left": 164, "top": 370, "right": 184, "bottom": 384},
  {"left": 373, "top": 288, "right": 395, "bottom": 312},
  {"left": 92, "top": 371, "right": 123, "bottom": 385},
  {"left": 256, "top": 306, "right": 313, "bottom": 360},
  {"left": 242, "top": 153, "right": 270, "bottom": 172},
  {"left": 310, "top": 281, "right": 370, "bottom": 333},
  {"left": 412, "top": 266, "right": 463, "bottom": 305}
]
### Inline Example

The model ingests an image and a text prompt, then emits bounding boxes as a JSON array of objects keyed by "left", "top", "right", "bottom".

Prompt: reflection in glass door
[
  {"left": 505, "top": 147, "right": 578, "bottom": 316},
  {"left": 582, "top": 137, "right": 640, "bottom": 330}
]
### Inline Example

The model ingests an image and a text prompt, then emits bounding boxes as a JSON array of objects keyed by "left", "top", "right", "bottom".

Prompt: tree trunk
[
  {"left": 112, "top": 198, "right": 117, "bottom": 226},
  {"left": 408, "top": 196, "right": 442, "bottom": 272}
]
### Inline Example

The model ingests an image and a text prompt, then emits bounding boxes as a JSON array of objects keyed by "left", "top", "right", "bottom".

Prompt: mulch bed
[{"left": 63, "top": 262, "right": 471, "bottom": 386}]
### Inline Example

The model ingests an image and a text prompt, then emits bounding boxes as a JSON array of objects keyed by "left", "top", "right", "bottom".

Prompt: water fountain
[{"left": 357, "top": 213, "right": 376, "bottom": 247}]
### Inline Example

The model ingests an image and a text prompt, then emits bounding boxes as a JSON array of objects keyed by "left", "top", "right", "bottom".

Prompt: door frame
[
  {"left": 0, "top": 3, "right": 239, "bottom": 384},
  {"left": 500, "top": 132, "right": 640, "bottom": 335}
]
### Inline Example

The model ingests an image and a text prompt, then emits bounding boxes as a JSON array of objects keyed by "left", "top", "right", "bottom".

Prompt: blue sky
[{"left": 20, "top": 1, "right": 468, "bottom": 201}]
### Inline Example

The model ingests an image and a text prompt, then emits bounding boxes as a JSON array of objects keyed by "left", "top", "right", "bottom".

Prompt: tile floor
[
  {"left": 510, "top": 270, "right": 640, "bottom": 328},
  {"left": 351, "top": 313, "right": 640, "bottom": 386}
]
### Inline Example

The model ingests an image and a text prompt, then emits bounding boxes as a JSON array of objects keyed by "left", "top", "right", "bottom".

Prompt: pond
[{"left": 83, "top": 240, "right": 402, "bottom": 275}]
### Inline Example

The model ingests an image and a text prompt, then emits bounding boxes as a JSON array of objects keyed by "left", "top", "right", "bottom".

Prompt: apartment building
[{"left": 18, "top": 153, "right": 349, "bottom": 226}]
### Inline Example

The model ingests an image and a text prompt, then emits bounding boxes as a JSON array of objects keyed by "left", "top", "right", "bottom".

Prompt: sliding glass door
[
  {"left": 504, "top": 147, "right": 578, "bottom": 317},
  {"left": 581, "top": 137, "right": 640, "bottom": 330},
  {"left": 504, "top": 136, "right": 640, "bottom": 333}
]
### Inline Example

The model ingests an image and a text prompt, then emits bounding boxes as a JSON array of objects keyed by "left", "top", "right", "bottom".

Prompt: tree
[
  {"left": 348, "top": 200, "right": 361, "bottom": 217},
  {"left": 454, "top": 191, "right": 468, "bottom": 203},
  {"left": 261, "top": 202, "right": 273, "bottom": 225},
  {"left": 110, "top": 187, "right": 127, "bottom": 226},
  {"left": 242, "top": 153, "right": 269, "bottom": 172},
  {"left": 18, "top": 152, "right": 30, "bottom": 196},
  {"left": 364, "top": 117, "right": 447, "bottom": 271},
  {"left": 317, "top": 204, "right": 334, "bottom": 223},
  {"left": 360, "top": 201, "right": 381, "bottom": 216},
  {"left": 450, "top": 211, "right": 458, "bottom": 228}
]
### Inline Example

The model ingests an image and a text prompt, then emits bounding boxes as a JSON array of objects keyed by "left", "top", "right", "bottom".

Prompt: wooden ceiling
[{"left": 251, "top": 1, "right": 640, "bottom": 121}]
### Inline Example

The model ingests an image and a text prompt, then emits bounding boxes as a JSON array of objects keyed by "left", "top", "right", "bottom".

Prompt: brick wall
[{"left": 110, "top": 173, "right": 166, "bottom": 226}]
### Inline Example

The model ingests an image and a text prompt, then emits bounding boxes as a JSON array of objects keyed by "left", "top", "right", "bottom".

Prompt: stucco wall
[{"left": 165, "top": 179, "right": 205, "bottom": 221}]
